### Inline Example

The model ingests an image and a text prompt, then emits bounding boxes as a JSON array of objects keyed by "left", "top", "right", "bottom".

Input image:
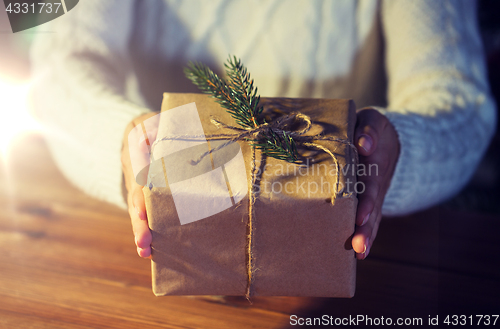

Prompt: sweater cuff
[
  {"left": 371, "top": 105, "right": 493, "bottom": 216},
  {"left": 372, "top": 107, "right": 420, "bottom": 216}
]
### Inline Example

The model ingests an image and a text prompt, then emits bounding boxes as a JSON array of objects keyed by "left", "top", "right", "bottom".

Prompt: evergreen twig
[
  {"left": 184, "top": 56, "right": 299, "bottom": 163},
  {"left": 252, "top": 130, "right": 299, "bottom": 163}
]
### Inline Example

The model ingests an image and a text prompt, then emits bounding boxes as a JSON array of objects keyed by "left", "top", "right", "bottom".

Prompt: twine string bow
[{"left": 150, "top": 111, "right": 357, "bottom": 299}]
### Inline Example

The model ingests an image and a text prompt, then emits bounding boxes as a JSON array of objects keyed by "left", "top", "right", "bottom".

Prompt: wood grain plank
[
  {"left": 0, "top": 135, "right": 301, "bottom": 328},
  {"left": 2, "top": 134, "right": 499, "bottom": 329}
]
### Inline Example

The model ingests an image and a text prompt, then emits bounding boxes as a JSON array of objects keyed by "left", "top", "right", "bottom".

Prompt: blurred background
[
  {"left": 1, "top": 2, "right": 499, "bottom": 326},
  {"left": 0, "top": 0, "right": 499, "bottom": 212}
]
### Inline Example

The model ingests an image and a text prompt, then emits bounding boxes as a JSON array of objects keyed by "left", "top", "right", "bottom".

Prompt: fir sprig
[
  {"left": 184, "top": 59, "right": 259, "bottom": 129},
  {"left": 224, "top": 56, "right": 263, "bottom": 127},
  {"left": 184, "top": 56, "right": 299, "bottom": 163},
  {"left": 252, "top": 130, "right": 299, "bottom": 163}
]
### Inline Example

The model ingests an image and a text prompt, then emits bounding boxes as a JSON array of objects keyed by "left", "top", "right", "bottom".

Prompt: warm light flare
[{"left": 0, "top": 77, "right": 41, "bottom": 156}]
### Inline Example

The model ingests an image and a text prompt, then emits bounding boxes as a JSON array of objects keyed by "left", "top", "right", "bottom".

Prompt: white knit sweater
[{"left": 30, "top": 0, "right": 496, "bottom": 215}]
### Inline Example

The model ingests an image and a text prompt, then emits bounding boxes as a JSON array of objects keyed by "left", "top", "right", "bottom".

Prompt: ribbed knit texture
[{"left": 30, "top": 0, "right": 496, "bottom": 215}]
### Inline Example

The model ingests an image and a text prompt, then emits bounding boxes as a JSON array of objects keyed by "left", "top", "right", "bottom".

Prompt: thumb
[{"left": 354, "top": 108, "right": 383, "bottom": 157}]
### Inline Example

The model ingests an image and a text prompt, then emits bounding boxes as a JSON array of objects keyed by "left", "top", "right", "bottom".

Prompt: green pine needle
[
  {"left": 184, "top": 60, "right": 259, "bottom": 129},
  {"left": 184, "top": 56, "right": 298, "bottom": 163},
  {"left": 224, "top": 56, "right": 263, "bottom": 123},
  {"left": 252, "top": 130, "right": 299, "bottom": 163}
]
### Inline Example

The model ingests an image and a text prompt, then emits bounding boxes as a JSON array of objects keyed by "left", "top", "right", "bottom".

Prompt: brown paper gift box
[{"left": 144, "top": 93, "right": 358, "bottom": 297}]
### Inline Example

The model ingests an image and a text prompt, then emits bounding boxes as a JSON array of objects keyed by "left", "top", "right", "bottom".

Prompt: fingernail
[
  {"left": 358, "top": 135, "right": 373, "bottom": 152},
  {"left": 361, "top": 213, "right": 370, "bottom": 226},
  {"left": 362, "top": 237, "right": 370, "bottom": 254}
]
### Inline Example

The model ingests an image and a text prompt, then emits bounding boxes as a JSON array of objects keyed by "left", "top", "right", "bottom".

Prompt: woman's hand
[
  {"left": 121, "top": 112, "right": 159, "bottom": 258},
  {"left": 352, "top": 108, "right": 400, "bottom": 260}
]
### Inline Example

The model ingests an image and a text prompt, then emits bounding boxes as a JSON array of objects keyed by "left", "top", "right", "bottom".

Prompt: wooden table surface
[{"left": 1, "top": 134, "right": 499, "bottom": 328}]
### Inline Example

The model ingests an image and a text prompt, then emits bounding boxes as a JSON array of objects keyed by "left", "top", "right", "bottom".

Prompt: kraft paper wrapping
[{"left": 144, "top": 93, "right": 358, "bottom": 297}]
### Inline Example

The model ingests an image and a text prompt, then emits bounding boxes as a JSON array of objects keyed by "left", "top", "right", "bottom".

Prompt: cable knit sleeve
[
  {"left": 30, "top": 0, "right": 150, "bottom": 209},
  {"left": 378, "top": 0, "right": 497, "bottom": 215}
]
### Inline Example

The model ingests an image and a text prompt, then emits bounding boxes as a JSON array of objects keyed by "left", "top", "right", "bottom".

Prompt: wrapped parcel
[{"left": 144, "top": 93, "right": 358, "bottom": 297}]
